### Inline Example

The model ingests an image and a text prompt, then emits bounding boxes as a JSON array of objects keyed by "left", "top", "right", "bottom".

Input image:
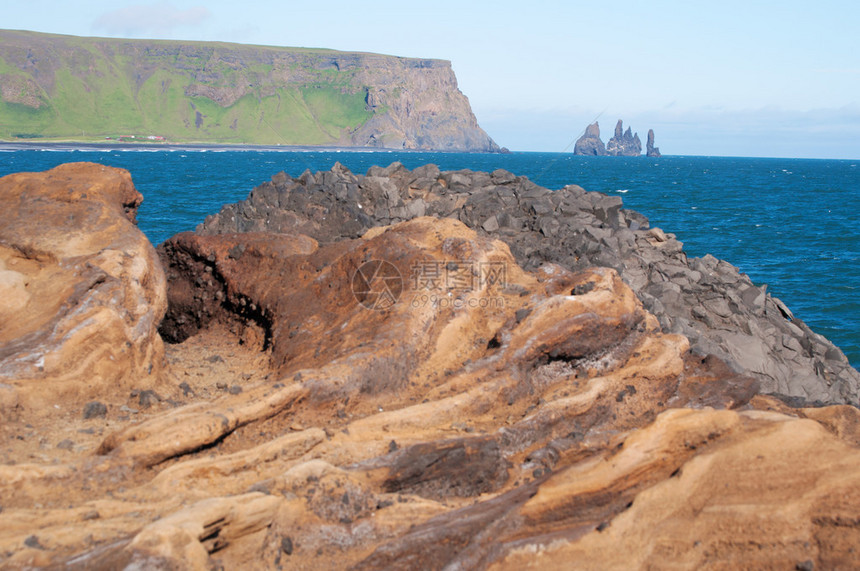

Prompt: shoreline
[
  {"left": 1, "top": 142, "right": 853, "bottom": 161},
  {"left": 0, "top": 141, "right": 504, "bottom": 154}
]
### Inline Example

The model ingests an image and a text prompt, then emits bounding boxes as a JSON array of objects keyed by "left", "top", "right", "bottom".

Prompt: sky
[{"left": 4, "top": 0, "right": 860, "bottom": 158}]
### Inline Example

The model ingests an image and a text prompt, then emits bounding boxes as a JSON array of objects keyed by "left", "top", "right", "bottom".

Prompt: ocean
[{"left": 1, "top": 146, "right": 858, "bottom": 367}]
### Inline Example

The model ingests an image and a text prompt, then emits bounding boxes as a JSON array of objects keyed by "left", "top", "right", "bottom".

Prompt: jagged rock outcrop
[
  {"left": 0, "top": 162, "right": 166, "bottom": 418},
  {"left": 606, "top": 119, "right": 642, "bottom": 156},
  {"left": 575, "top": 120, "right": 655, "bottom": 157},
  {"left": 646, "top": 128, "right": 661, "bottom": 157},
  {"left": 0, "top": 30, "right": 499, "bottom": 151},
  {"left": 573, "top": 122, "right": 607, "bottom": 156},
  {"left": 197, "top": 162, "right": 860, "bottom": 405},
  {"left": 3, "top": 163, "right": 860, "bottom": 569}
]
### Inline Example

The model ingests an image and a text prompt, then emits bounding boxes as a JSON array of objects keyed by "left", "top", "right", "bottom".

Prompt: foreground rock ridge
[
  {"left": 198, "top": 161, "right": 859, "bottom": 405},
  {"left": 0, "top": 29, "right": 499, "bottom": 152},
  {"left": 1, "top": 163, "right": 860, "bottom": 569}
]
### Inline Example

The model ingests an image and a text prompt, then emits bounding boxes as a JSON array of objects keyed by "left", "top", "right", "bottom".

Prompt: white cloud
[{"left": 93, "top": 3, "right": 211, "bottom": 38}]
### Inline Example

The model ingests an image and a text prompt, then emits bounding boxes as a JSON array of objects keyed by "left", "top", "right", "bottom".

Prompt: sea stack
[
  {"left": 573, "top": 122, "right": 608, "bottom": 155},
  {"left": 647, "top": 129, "right": 662, "bottom": 157},
  {"left": 606, "top": 119, "right": 642, "bottom": 156}
]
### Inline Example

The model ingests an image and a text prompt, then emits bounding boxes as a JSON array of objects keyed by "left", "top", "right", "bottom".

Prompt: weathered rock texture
[
  {"left": 197, "top": 162, "right": 860, "bottom": 405},
  {"left": 0, "top": 30, "right": 499, "bottom": 151},
  {"left": 573, "top": 122, "right": 607, "bottom": 156},
  {"left": 646, "top": 128, "right": 661, "bottom": 157},
  {"left": 606, "top": 119, "right": 642, "bottom": 156},
  {"left": 0, "top": 162, "right": 166, "bottom": 417},
  {"left": 2, "top": 164, "right": 860, "bottom": 570}
]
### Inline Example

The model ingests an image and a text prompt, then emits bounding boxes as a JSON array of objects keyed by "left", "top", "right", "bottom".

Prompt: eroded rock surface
[
  {"left": 0, "top": 162, "right": 166, "bottom": 418},
  {"left": 2, "top": 164, "right": 860, "bottom": 570},
  {"left": 197, "top": 162, "right": 860, "bottom": 405}
]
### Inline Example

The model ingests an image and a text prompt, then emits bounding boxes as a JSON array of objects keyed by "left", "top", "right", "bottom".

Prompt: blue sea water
[{"left": 1, "top": 146, "right": 858, "bottom": 368}]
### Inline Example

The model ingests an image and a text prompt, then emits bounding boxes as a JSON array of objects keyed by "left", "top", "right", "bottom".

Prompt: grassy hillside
[{"left": 0, "top": 31, "right": 376, "bottom": 144}]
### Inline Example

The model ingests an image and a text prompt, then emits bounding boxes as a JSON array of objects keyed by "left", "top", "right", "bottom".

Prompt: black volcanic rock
[
  {"left": 194, "top": 162, "right": 860, "bottom": 406},
  {"left": 573, "top": 122, "right": 607, "bottom": 156},
  {"left": 606, "top": 120, "right": 642, "bottom": 156},
  {"left": 647, "top": 129, "right": 661, "bottom": 157}
]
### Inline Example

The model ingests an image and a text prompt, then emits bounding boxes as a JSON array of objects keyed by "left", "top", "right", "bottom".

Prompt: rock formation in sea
[
  {"left": 606, "top": 119, "right": 642, "bottom": 156},
  {"left": 2, "top": 162, "right": 860, "bottom": 569},
  {"left": 573, "top": 122, "right": 608, "bottom": 156},
  {"left": 646, "top": 128, "right": 661, "bottom": 157},
  {"left": 575, "top": 120, "right": 656, "bottom": 157}
]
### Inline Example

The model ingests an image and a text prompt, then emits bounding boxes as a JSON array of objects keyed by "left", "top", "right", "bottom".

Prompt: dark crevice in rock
[{"left": 157, "top": 237, "right": 274, "bottom": 349}]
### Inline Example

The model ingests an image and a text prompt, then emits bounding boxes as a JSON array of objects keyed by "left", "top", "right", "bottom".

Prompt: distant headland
[
  {"left": 574, "top": 119, "right": 661, "bottom": 157},
  {"left": 0, "top": 29, "right": 499, "bottom": 152}
]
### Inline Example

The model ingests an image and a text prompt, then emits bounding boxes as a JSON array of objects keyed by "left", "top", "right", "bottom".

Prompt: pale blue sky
[{"left": 4, "top": 0, "right": 860, "bottom": 158}]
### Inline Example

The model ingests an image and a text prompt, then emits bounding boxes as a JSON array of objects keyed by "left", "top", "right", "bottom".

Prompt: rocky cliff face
[
  {"left": 345, "top": 56, "right": 498, "bottom": 151},
  {"left": 0, "top": 30, "right": 498, "bottom": 151},
  {"left": 606, "top": 119, "right": 642, "bottom": 156},
  {"left": 2, "top": 163, "right": 860, "bottom": 569}
]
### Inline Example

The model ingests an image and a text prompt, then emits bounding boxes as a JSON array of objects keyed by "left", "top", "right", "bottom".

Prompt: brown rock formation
[
  {"left": 197, "top": 162, "right": 860, "bottom": 405},
  {"left": 2, "top": 164, "right": 860, "bottom": 569},
  {"left": 0, "top": 162, "right": 166, "bottom": 418}
]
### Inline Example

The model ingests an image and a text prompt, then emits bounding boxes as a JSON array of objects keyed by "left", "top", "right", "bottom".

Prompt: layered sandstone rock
[
  {"left": 0, "top": 162, "right": 166, "bottom": 417},
  {"left": 0, "top": 213, "right": 758, "bottom": 568},
  {"left": 2, "top": 163, "right": 860, "bottom": 570}
]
